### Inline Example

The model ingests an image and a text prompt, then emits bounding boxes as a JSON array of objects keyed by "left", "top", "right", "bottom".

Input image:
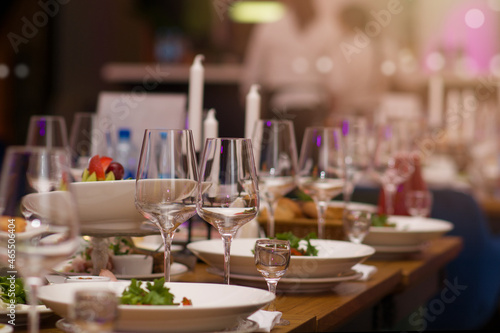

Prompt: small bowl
[
  {"left": 68, "top": 180, "right": 145, "bottom": 227},
  {"left": 65, "top": 276, "right": 111, "bottom": 283},
  {"left": 111, "top": 254, "right": 153, "bottom": 276}
]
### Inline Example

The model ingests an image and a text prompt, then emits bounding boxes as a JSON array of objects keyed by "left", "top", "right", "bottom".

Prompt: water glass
[
  {"left": 406, "top": 190, "right": 433, "bottom": 219},
  {"left": 342, "top": 206, "right": 372, "bottom": 244}
]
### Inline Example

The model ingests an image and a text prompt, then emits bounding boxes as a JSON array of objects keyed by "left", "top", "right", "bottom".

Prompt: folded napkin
[
  {"left": 353, "top": 263, "right": 378, "bottom": 281},
  {"left": 247, "top": 310, "right": 282, "bottom": 332}
]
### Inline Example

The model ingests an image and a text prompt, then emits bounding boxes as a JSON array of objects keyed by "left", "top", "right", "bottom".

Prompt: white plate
[
  {"left": 38, "top": 281, "right": 274, "bottom": 333},
  {"left": 134, "top": 235, "right": 184, "bottom": 252},
  {"left": 187, "top": 238, "right": 375, "bottom": 278},
  {"left": 53, "top": 261, "right": 189, "bottom": 281},
  {"left": 363, "top": 215, "right": 453, "bottom": 247},
  {"left": 329, "top": 200, "right": 377, "bottom": 212},
  {"left": 0, "top": 305, "right": 53, "bottom": 325},
  {"left": 68, "top": 180, "right": 145, "bottom": 226},
  {"left": 207, "top": 267, "right": 363, "bottom": 293}
]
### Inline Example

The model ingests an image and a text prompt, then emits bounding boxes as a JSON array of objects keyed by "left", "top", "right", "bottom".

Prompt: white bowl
[
  {"left": 111, "top": 254, "right": 153, "bottom": 276},
  {"left": 68, "top": 180, "right": 144, "bottom": 226},
  {"left": 38, "top": 281, "right": 274, "bottom": 332},
  {"left": 363, "top": 215, "right": 454, "bottom": 247},
  {"left": 187, "top": 238, "right": 375, "bottom": 278}
]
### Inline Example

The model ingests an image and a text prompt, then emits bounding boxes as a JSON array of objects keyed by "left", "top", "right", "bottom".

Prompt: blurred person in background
[{"left": 241, "top": 0, "right": 335, "bottom": 149}]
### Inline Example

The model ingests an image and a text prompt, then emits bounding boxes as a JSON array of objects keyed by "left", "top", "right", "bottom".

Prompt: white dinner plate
[
  {"left": 53, "top": 261, "right": 189, "bottom": 281},
  {"left": 207, "top": 267, "right": 363, "bottom": 293},
  {"left": 363, "top": 215, "right": 453, "bottom": 247},
  {"left": 38, "top": 281, "right": 274, "bottom": 333},
  {"left": 134, "top": 235, "right": 184, "bottom": 253},
  {"left": 187, "top": 238, "right": 375, "bottom": 278},
  {"left": 329, "top": 200, "right": 377, "bottom": 212},
  {"left": 0, "top": 305, "right": 53, "bottom": 325}
]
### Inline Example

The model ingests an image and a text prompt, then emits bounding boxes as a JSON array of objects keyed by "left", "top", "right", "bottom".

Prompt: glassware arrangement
[
  {"left": 197, "top": 138, "right": 259, "bottom": 284},
  {"left": 135, "top": 129, "right": 198, "bottom": 282},
  {"left": 297, "top": 127, "right": 345, "bottom": 239},
  {"left": 26, "top": 115, "right": 69, "bottom": 149},
  {"left": 0, "top": 146, "right": 80, "bottom": 333},
  {"left": 371, "top": 121, "right": 414, "bottom": 215},
  {"left": 254, "top": 239, "right": 291, "bottom": 326},
  {"left": 334, "top": 116, "right": 370, "bottom": 204},
  {"left": 405, "top": 190, "right": 433, "bottom": 219},
  {"left": 342, "top": 206, "right": 373, "bottom": 244},
  {"left": 252, "top": 120, "right": 298, "bottom": 237}
]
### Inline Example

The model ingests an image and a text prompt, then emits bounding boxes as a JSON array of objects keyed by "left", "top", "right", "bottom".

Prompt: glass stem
[
  {"left": 222, "top": 234, "right": 233, "bottom": 285},
  {"left": 265, "top": 279, "right": 279, "bottom": 312},
  {"left": 160, "top": 229, "right": 174, "bottom": 283},
  {"left": 266, "top": 200, "right": 277, "bottom": 238},
  {"left": 26, "top": 277, "right": 42, "bottom": 333},
  {"left": 384, "top": 184, "right": 396, "bottom": 216},
  {"left": 316, "top": 201, "right": 327, "bottom": 239}
]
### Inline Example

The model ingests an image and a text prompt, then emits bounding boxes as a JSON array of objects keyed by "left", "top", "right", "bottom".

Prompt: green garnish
[
  {"left": 120, "top": 278, "right": 191, "bottom": 305},
  {"left": 274, "top": 232, "right": 319, "bottom": 256},
  {"left": 371, "top": 214, "right": 396, "bottom": 227},
  {"left": 0, "top": 276, "right": 27, "bottom": 305}
]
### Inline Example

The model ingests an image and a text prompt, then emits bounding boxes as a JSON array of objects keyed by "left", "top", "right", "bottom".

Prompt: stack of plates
[{"left": 187, "top": 238, "right": 375, "bottom": 293}]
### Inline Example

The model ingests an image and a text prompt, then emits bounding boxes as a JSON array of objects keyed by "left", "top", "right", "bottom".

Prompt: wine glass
[
  {"left": 342, "top": 205, "right": 372, "bottom": 244},
  {"left": 69, "top": 112, "right": 96, "bottom": 180},
  {"left": 331, "top": 115, "right": 370, "bottom": 204},
  {"left": 297, "top": 127, "right": 345, "bottom": 239},
  {"left": 252, "top": 120, "right": 298, "bottom": 237},
  {"left": 405, "top": 190, "right": 433, "bottom": 220},
  {"left": 254, "top": 239, "right": 291, "bottom": 326},
  {"left": 0, "top": 146, "right": 80, "bottom": 333},
  {"left": 135, "top": 129, "right": 198, "bottom": 282},
  {"left": 197, "top": 138, "right": 259, "bottom": 284},
  {"left": 371, "top": 121, "right": 414, "bottom": 215},
  {"left": 26, "top": 115, "right": 69, "bottom": 149}
]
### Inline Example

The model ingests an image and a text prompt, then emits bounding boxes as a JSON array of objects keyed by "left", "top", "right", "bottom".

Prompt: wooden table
[{"left": 19, "top": 236, "right": 462, "bottom": 333}]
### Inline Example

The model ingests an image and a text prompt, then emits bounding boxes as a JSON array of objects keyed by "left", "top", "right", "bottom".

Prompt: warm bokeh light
[
  {"left": 426, "top": 52, "right": 446, "bottom": 72},
  {"left": 291, "top": 57, "right": 309, "bottom": 74},
  {"left": 229, "top": 1, "right": 285, "bottom": 23},
  {"left": 487, "top": 0, "right": 500, "bottom": 11},
  {"left": 465, "top": 8, "right": 485, "bottom": 29},
  {"left": 14, "top": 63, "right": 29, "bottom": 79},
  {"left": 315, "top": 56, "right": 333, "bottom": 74},
  {"left": 380, "top": 60, "right": 396, "bottom": 76},
  {"left": 0, "top": 64, "right": 9, "bottom": 79},
  {"left": 489, "top": 54, "right": 500, "bottom": 77}
]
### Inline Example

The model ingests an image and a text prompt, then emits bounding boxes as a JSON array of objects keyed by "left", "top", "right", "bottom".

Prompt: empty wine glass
[
  {"left": 69, "top": 113, "right": 96, "bottom": 180},
  {"left": 331, "top": 115, "right": 370, "bottom": 204},
  {"left": 254, "top": 239, "right": 291, "bottom": 326},
  {"left": 297, "top": 127, "right": 345, "bottom": 239},
  {"left": 0, "top": 146, "right": 80, "bottom": 333},
  {"left": 371, "top": 121, "right": 414, "bottom": 215},
  {"left": 135, "top": 129, "right": 198, "bottom": 282},
  {"left": 342, "top": 206, "right": 372, "bottom": 244},
  {"left": 197, "top": 138, "right": 259, "bottom": 284},
  {"left": 252, "top": 120, "right": 298, "bottom": 237},
  {"left": 405, "top": 190, "right": 433, "bottom": 220},
  {"left": 26, "top": 115, "right": 69, "bottom": 149}
]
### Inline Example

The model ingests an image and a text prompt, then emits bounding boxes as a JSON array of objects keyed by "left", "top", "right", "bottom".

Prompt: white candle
[
  {"left": 245, "top": 84, "right": 261, "bottom": 139},
  {"left": 203, "top": 108, "right": 218, "bottom": 145},
  {"left": 428, "top": 75, "right": 444, "bottom": 128},
  {"left": 445, "top": 89, "right": 461, "bottom": 143},
  {"left": 462, "top": 89, "right": 476, "bottom": 142},
  {"left": 188, "top": 54, "right": 205, "bottom": 151}
]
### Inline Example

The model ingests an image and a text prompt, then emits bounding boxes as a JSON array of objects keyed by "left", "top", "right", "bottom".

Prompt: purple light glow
[
  {"left": 220, "top": 146, "right": 224, "bottom": 154},
  {"left": 266, "top": 121, "right": 272, "bottom": 127},
  {"left": 341, "top": 120, "right": 349, "bottom": 137},
  {"left": 37, "top": 119, "right": 46, "bottom": 137},
  {"left": 316, "top": 135, "right": 322, "bottom": 147}
]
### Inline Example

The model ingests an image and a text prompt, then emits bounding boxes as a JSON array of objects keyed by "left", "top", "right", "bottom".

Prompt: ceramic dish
[
  {"left": 187, "top": 238, "right": 375, "bottom": 278},
  {"left": 363, "top": 215, "right": 453, "bottom": 247},
  {"left": 38, "top": 281, "right": 274, "bottom": 332}
]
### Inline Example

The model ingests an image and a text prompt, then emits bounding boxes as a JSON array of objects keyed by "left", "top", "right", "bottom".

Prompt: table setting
[{"left": 0, "top": 57, "right": 463, "bottom": 333}]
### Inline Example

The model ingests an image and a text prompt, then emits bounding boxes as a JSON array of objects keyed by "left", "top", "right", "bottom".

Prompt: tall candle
[
  {"left": 203, "top": 108, "right": 218, "bottom": 145},
  {"left": 428, "top": 75, "right": 444, "bottom": 128},
  {"left": 188, "top": 54, "right": 205, "bottom": 151},
  {"left": 245, "top": 84, "right": 261, "bottom": 139}
]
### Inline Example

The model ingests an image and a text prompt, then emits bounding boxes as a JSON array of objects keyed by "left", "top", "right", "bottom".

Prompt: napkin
[
  {"left": 247, "top": 310, "right": 282, "bottom": 332},
  {"left": 353, "top": 263, "right": 378, "bottom": 281}
]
